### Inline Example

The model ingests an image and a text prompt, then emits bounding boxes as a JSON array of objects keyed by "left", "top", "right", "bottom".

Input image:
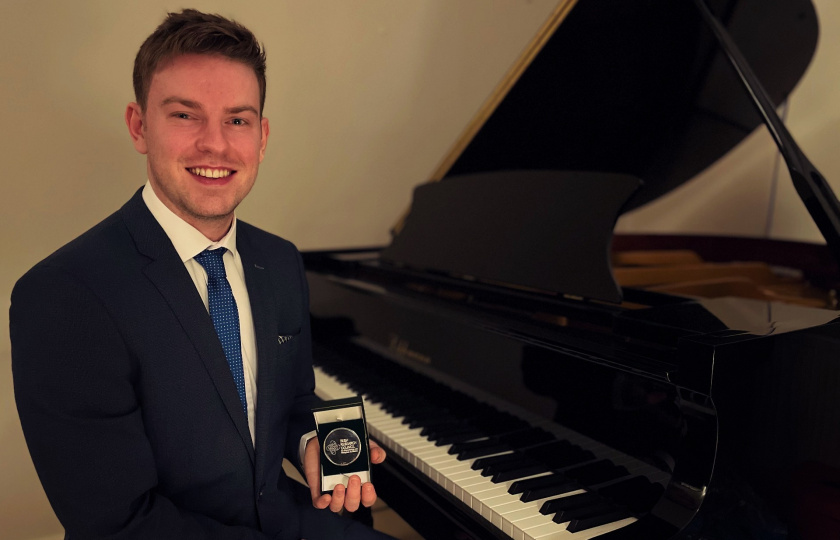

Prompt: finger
[
  {"left": 308, "top": 474, "right": 322, "bottom": 506},
  {"left": 303, "top": 437, "right": 323, "bottom": 504},
  {"left": 361, "top": 481, "right": 378, "bottom": 508},
  {"left": 369, "top": 441, "right": 387, "bottom": 464},
  {"left": 343, "top": 475, "right": 362, "bottom": 513},
  {"left": 329, "top": 483, "right": 346, "bottom": 513},
  {"left": 312, "top": 493, "right": 331, "bottom": 510}
]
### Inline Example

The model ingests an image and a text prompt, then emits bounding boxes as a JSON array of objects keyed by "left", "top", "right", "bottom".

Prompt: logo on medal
[{"left": 323, "top": 427, "right": 362, "bottom": 466}]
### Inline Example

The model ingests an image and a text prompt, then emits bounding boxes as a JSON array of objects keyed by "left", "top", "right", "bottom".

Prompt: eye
[
  {"left": 173, "top": 112, "right": 191, "bottom": 120},
  {"left": 231, "top": 118, "right": 247, "bottom": 126}
]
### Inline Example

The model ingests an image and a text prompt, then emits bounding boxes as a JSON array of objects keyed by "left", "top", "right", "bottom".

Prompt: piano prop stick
[{"left": 313, "top": 396, "right": 372, "bottom": 492}]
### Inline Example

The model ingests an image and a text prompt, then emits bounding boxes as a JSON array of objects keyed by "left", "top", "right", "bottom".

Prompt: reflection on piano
[{"left": 304, "top": 1, "right": 840, "bottom": 538}]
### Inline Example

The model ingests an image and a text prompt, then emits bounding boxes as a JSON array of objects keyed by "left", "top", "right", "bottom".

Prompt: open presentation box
[{"left": 312, "top": 396, "right": 371, "bottom": 492}]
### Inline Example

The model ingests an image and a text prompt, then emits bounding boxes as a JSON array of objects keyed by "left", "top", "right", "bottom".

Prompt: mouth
[{"left": 187, "top": 167, "right": 235, "bottom": 179}]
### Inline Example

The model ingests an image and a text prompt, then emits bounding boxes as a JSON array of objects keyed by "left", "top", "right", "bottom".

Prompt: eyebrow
[{"left": 160, "top": 97, "right": 259, "bottom": 116}]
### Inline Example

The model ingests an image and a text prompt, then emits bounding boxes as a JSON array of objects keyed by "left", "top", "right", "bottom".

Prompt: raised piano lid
[
  {"left": 427, "top": 0, "right": 818, "bottom": 211},
  {"left": 382, "top": 0, "right": 837, "bottom": 303}
]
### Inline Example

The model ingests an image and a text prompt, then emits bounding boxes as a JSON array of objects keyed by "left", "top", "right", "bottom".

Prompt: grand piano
[{"left": 302, "top": 0, "right": 840, "bottom": 538}]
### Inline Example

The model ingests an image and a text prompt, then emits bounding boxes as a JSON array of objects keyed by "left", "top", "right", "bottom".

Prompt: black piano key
[
  {"left": 400, "top": 406, "right": 448, "bottom": 424},
  {"left": 491, "top": 463, "right": 550, "bottom": 483},
  {"left": 458, "top": 444, "right": 511, "bottom": 460},
  {"left": 472, "top": 452, "right": 522, "bottom": 471},
  {"left": 517, "top": 440, "right": 563, "bottom": 456},
  {"left": 508, "top": 473, "right": 567, "bottom": 494},
  {"left": 524, "top": 441, "right": 595, "bottom": 469},
  {"left": 545, "top": 449, "right": 596, "bottom": 469},
  {"left": 382, "top": 398, "right": 421, "bottom": 416},
  {"left": 434, "top": 429, "right": 485, "bottom": 446},
  {"left": 414, "top": 417, "right": 460, "bottom": 431},
  {"left": 450, "top": 438, "right": 512, "bottom": 459},
  {"left": 498, "top": 428, "right": 554, "bottom": 447},
  {"left": 598, "top": 476, "right": 665, "bottom": 513},
  {"left": 384, "top": 405, "right": 416, "bottom": 417},
  {"left": 372, "top": 394, "right": 409, "bottom": 409},
  {"left": 481, "top": 456, "right": 539, "bottom": 476},
  {"left": 420, "top": 422, "right": 464, "bottom": 438},
  {"left": 403, "top": 411, "right": 452, "bottom": 426},
  {"left": 458, "top": 444, "right": 510, "bottom": 461},
  {"left": 564, "top": 459, "right": 628, "bottom": 485},
  {"left": 479, "top": 421, "right": 528, "bottom": 437},
  {"left": 566, "top": 509, "right": 633, "bottom": 533},
  {"left": 448, "top": 437, "right": 501, "bottom": 455},
  {"left": 553, "top": 501, "right": 616, "bottom": 524},
  {"left": 454, "top": 428, "right": 556, "bottom": 461},
  {"left": 425, "top": 423, "right": 473, "bottom": 438},
  {"left": 521, "top": 480, "right": 580, "bottom": 502},
  {"left": 539, "top": 491, "right": 601, "bottom": 515}
]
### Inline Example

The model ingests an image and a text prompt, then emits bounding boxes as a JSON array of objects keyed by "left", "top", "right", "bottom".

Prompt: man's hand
[{"left": 303, "top": 436, "right": 387, "bottom": 512}]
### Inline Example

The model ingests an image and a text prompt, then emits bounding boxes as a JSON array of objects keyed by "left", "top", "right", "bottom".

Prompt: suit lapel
[
  {"left": 238, "top": 225, "right": 305, "bottom": 483},
  {"left": 238, "top": 230, "right": 276, "bottom": 481},
  {"left": 120, "top": 190, "right": 255, "bottom": 463}
]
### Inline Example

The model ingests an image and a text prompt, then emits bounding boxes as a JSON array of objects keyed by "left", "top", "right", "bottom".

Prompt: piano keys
[{"left": 311, "top": 342, "right": 662, "bottom": 539}]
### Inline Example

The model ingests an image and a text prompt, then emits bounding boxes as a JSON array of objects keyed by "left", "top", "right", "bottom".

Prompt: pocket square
[{"left": 277, "top": 334, "right": 295, "bottom": 345}]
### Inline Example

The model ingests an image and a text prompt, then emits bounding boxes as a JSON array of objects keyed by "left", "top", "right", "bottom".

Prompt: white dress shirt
[{"left": 142, "top": 182, "right": 258, "bottom": 444}]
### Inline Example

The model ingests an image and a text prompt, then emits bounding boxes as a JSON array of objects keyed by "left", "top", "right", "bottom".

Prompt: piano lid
[{"left": 424, "top": 0, "right": 819, "bottom": 212}]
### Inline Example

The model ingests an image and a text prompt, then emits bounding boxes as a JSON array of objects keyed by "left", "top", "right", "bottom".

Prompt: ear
[
  {"left": 125, "top": 102, "right": 148, "bottom": 155},
  {"left": 259, "top": 116, "right": 270, "bottom": 162}
]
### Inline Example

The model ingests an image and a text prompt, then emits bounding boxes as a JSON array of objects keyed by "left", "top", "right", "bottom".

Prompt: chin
[{"left": 191, "top": 194, "right": 240, "bottom": 215}]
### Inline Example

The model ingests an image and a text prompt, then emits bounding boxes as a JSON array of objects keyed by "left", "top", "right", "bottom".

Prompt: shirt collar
[{"left": 142, "top": 181, "right": 238, "bottom": 262}]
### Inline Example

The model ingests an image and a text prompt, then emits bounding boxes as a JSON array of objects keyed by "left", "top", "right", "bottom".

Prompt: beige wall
[{"left": 1, "top": 1, "right": 838, "bottom": 539}]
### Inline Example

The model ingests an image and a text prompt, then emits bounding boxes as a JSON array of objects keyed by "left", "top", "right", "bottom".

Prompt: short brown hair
[{"left": 133, "top": 9, "right": 267, "bottom": 113}]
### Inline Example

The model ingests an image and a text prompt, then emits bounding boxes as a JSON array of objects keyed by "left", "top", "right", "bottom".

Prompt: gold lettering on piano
[{"left": 388, "top": 334, "right": 432, "bottom": 365}]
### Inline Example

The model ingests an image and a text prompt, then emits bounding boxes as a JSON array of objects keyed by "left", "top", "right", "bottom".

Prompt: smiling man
[{"left": 11, "top": 9, "right": 392, "bottom": 540}]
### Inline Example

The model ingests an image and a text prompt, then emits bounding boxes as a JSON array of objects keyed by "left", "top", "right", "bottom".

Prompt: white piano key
[{"left": 525, "top": 515, "right": 637, "bottom": 540}]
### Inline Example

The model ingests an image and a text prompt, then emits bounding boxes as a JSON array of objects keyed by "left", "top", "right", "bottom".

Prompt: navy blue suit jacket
[{"left": 11, "top": 189, "right": 323, "bottom": 539}]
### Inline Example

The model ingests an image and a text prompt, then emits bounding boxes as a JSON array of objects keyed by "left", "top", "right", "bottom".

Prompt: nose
[{"left": 195, "top": 121, "right": 228, "bottom": 154}]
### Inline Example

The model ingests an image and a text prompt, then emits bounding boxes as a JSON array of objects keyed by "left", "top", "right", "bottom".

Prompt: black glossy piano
[{"left": 303, "top": 1, "right": 840, "bottom": 538}]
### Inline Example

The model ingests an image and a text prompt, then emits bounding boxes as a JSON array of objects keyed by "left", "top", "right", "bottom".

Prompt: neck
[
  {"left": 192, "top": 215, "right": 234, "bottom": 242},
  {"left": 145, "top": 182, "right": 235, "bottom": 242}
]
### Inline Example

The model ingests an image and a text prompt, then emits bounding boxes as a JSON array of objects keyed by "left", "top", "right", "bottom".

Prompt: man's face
[{"left": 126, "top": 54, "right": 269, "bottom": 238}]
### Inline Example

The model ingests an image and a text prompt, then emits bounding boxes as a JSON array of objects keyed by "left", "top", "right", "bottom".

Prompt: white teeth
[{"left": 189, "top": 167, "right": 232, "bottom": 178}]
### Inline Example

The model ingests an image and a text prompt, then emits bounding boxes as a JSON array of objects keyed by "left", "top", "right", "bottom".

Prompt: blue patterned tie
[{"left": 194, "top": 248, "right": 248, "bottom": 421}]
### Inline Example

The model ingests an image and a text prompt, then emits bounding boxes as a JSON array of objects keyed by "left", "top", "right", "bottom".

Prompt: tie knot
[{"left": 195, "top": 248, "right": 228, "bottom": 279}]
